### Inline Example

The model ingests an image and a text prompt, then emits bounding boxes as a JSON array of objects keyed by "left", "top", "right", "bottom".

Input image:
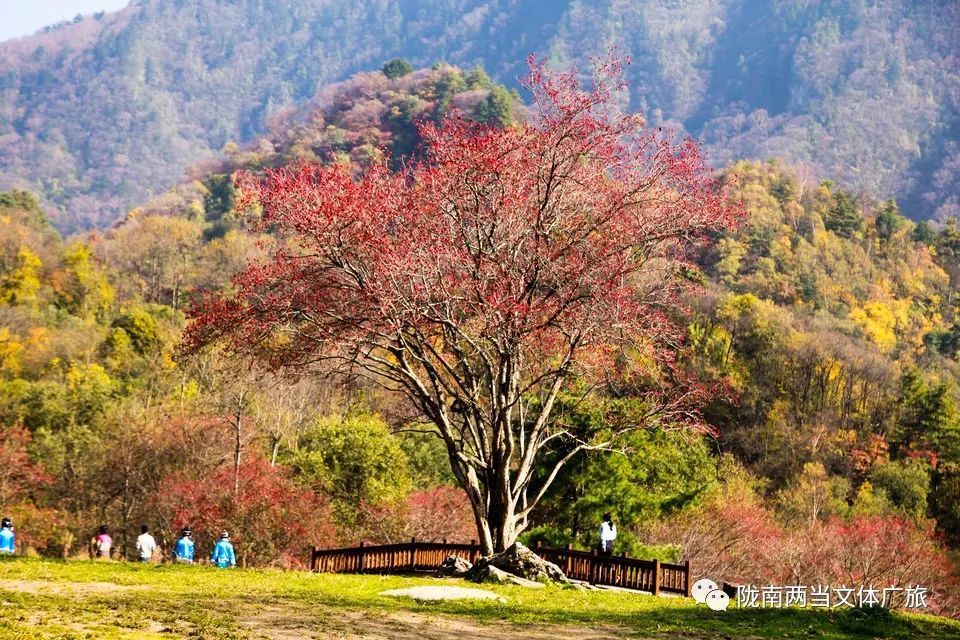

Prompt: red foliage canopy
[{"left": 184, "top": 54, "right": 739, "bottom": 553}]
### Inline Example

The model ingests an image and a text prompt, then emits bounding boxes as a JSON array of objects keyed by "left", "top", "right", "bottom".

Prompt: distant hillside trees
[{"left": 1, "top": 1, "right": 957, "bottom": 231}]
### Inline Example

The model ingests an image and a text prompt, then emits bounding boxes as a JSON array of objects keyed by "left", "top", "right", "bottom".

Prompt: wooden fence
[{"left": 310, "top": 539, "right": 690, "bottom": 597}]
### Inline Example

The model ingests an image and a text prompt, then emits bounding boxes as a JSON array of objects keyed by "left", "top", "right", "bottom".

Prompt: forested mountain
[{"left": 1, "top": 0, "right": 958, "bottom": 233}]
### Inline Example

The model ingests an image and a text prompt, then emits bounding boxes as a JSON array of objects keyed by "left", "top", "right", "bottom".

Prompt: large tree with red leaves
[{"left": 184, "top": 55, "right": 738, "bottom": 554}]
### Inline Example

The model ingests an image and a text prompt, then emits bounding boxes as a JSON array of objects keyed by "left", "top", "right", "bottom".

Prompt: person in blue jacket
[
  {"left": 173, "top": 527, "right": 194, "bottom": 564},
  {"left": 0, "top": 518, "right": 14, "bottom": 554},
  {"left": 210, "top": 531, "right": 236, "bottom": 568}
]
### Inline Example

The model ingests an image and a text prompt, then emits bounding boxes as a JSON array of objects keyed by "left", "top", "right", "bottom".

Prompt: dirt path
[
  {"left": 0, "top": 578, "right": 145, "bottom": 596},
  {"left": 239, "top": 606, "right": 634, "bottom": 640},
  {"left": 0, "top": 578, "right": 654, "bottom": 639}
]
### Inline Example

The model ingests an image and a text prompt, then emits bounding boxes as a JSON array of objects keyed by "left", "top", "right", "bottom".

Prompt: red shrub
[
  {"left": 0, "top": 425, "right": 60, "bottom": 553},
  {"left": 648, "top": 489, "right": 785, "bottom": 584},
  {"left": 778, "top": 517, "right": 960, "bottom": 615},
  {"left": 652, "top": 496, "right": 960, "bottom": 617},
  {"left": 151, "top": 455, "right": 335, "bottom": 568},
  {"left": 402, "top": 487, "right": 476, "bottom": 543},
  {"left": 4, "top": 502, "right": 62, "bottom": 555},
  {"left": 0, "top": 425, "right": 52, "bottom": 504},
  {"left": 358, "top": 486, "right": 476, "bottom": 545}
]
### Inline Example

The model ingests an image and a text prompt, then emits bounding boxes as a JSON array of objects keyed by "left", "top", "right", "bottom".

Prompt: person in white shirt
[
  {"left": 599, "top": 512, "right": 617, "bottom": 556},
  {"left": 136, "top": 524, "right": 157, "bottom": 563}
]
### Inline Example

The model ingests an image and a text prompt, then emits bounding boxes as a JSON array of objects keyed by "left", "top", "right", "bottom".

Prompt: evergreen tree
[
  {"left": 770, "top": 174, "right": 798, "bottom": 205},
  {"left": 473, "top": 85, "right": 513, "bottom": 127},
  {"left": 875, "top": 200, "right": 904, "bottom": 243},
  {"left": 913, "top": 220, "right": 936, "bottom": 245},
  {"left": 936, "top": 218, "right": 960, "bottom": 263},
  {"left": 824, "top": 190, "right": 864, "bottom": 239},
  {"left": 465, "top": 64, "right": 491, "bottom": 89},
  {"left": 381, "top": 58, "right": 413, "bottom": 79},
  {"left": 932, "top": 464, "right": 960, "bottom": 545},
  {"left": 434, "top": 70, "right": 466, "bottom": 116},
  {"left": 898, "top": 370, "right": 960, "bottom": 463}
]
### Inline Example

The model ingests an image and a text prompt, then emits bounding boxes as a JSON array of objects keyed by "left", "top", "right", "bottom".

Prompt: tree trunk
[
  {"left": 461, "top": 462, "right": 520, "bottom": 555},
  {"left": 121, "top": 468, "right": 130, "bottom": 561},
  {"left": 469, "top": 503, "right": 521, "bottom": 556},
  {"left": 270, "top": 435, "right": 281, "bottom": 467},
  {"left": 440, "top": 382, "right": 580, "bottom": 556},
  {"left": 233, "top": 388, "right": 246, "bottom": 495}
]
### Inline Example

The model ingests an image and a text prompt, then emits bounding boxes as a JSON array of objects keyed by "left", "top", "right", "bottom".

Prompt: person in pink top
[{"left": 91, "top": 525, "right": 112, "bottom": 559}]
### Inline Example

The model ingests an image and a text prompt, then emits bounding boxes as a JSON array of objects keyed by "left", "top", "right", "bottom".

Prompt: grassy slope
[{"left": 0, "top": 558, "right": 957, "bottom": 639}]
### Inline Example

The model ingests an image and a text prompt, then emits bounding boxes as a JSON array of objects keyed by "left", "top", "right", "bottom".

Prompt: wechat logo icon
[{"left": 692, "top": 578, "right": 730, "bottom": 611}]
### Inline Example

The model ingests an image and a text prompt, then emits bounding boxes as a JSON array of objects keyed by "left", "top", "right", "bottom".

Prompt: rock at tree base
[
  {"left": 438, "top": 555, "right": 473, "bottom": 577},
  {"left": 471, "top": 564, "right": 547, "bottom": 588},
  {"left": 380, "top": 586, "right": 506, "bottom": 602},
  {"left": 467, "top": 542, "right": 568, "bottom": 585}
]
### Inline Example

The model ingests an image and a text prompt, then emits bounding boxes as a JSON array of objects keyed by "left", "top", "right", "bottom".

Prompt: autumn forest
[{"left": 1, "top": 0, "right": 960, "bottom": 625}]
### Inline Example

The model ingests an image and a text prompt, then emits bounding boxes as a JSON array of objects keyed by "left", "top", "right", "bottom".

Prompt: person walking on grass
[
  {"left": 136, "top": 524, "right": 157, "bottom": 563},
  {"left": 91, "top": 525, "right": 112, "bottom": 559},
  {"left": 211, "top": 531, "right": 236, "bottom": 568},
  {"left": 599, "top": 513, "right": 617, "bottom": 556},
  {"left": 173, "top": 527, "right": 194, "bottom": 564},
  {"left": 0, "top": 518, "right": 15, "bottom": 554}
]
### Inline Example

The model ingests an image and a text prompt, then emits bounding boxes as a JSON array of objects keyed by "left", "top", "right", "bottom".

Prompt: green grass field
[{"left": 0, "top": 557, "right": 957, "bottom": 639}]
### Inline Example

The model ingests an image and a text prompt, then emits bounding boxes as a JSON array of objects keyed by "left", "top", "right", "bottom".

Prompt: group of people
[
  {"left": 2, "top": 518, "right": 236, "bottom": 568},
  {"left": 4, "top": 513, "right": 616, "bottom": 564},
  {"left": 95, "top": 524, "right": 235, "bottom": 567}
]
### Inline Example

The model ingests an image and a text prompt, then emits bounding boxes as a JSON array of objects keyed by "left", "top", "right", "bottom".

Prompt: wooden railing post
[
  {"left": 653, "top": 558, "right": 661, "bottom": 596},
  {"left": 684, "top": 560, "right": 692, "bottom": 597},
  {"left": 409, "top": 537, "right": 416, "bottom": 572},
  {"left": 311, "top": 546, "right": 318, "bottom": 572},
  {"left": 589, "top": 549, "right": 598, "bottom": 584},
  {"left": 358, "top": 541, "right": 365, "bottom": 574},
  {"left": 565, "top": 543, "right": 573, "bottom": 576}
]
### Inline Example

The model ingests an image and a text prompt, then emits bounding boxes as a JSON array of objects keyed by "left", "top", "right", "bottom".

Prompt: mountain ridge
[{"left": 0, "top": 0, "right": 957, "bottom": 232}]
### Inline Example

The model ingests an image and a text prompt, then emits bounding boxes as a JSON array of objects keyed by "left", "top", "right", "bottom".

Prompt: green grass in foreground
[{"left": 0, "top": 557, "right": 957, "bottom": 639}]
